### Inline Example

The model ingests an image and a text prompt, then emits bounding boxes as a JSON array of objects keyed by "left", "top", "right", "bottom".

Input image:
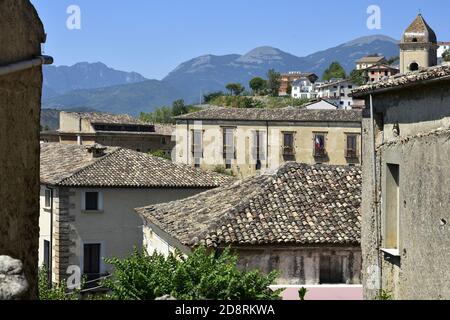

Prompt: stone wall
[
  {"left": 0, "top": 0, "right": 46, "bottom": 299},
  {"left": 361, "top": 81, "right": 450, "bottom": 299}
]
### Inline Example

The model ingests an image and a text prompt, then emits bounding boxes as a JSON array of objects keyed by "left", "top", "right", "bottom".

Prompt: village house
[
  {"left": 353, "top": 15, "right": 450, "bottom": 297},
  {"left": 291, "top": 77, "right": 317, "bottom": 100},
  {"left": 0, "top": 0, "right": 50, "bottom": 299},
  {"left": 279, "top": 72, "right": 318, "bottom": 96},
  {"left": 40, "top": 111, "right": 174, "bottom": 156},
  {"left": 364, "top": 64, "right": 400, "bottom": 84},
  {"left": 173, "top": 107, "right": 362, "bottom": 178},
  {"left": 437, "top": 41, "right": 450, "bottom": 59},
  {"left": 136, "top": 162, "right": 362, "bottom": 287},
  {"left": 315, "top": 79, "right": 362, "bottom": 109},
  {"left": 303, "top": 99, "right": 338, "bottom": 110},
  {"left": 355, "top": 56, "right": 387, "bottom": 71},
  {"left": 39, "top": 143, "right": 232, "bottom": 284}
]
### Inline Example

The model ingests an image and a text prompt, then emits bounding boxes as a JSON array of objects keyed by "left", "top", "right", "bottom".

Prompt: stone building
[
  {"left": 136, "top": 162, "right": 362, "bottom": 286},
  {"left": 40, "top": 112, "right": 174, "bottom": 156},
  {"left": 174, "top": 107, "right": 362, "bottom": 178},
  {"left": 399, "top": 14, "right": 438, "bottom": 73},
  {"left": 39, "top": 143, "right": 231, "bottom": 284},
  {"left": 353, "top": 65, "right": 450, "bottom": 299},
  {"left": 0, "top": 0, "right": 49, "bottom": 299}
]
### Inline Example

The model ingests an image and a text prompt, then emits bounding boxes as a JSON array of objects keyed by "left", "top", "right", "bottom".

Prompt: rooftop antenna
[{"left": 199, "top": 90, "right": 203, "bottom": 106}]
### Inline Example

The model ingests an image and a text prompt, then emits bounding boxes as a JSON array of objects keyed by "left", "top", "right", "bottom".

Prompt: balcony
[
  {"left": 282, "top": 146, "right": 296, "bottom": 156},
  {"left": 313, "top": 148, "right": 327, "bottom": 158},
  {"left": 345, "top": 149, "right": 358, "bottom": 159}
]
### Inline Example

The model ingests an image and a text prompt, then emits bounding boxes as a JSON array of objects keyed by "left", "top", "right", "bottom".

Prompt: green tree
[
  {"left": 323, "top": 61, "right": 346, "bottom": 81},
  {"left": 249, "top": 77, "right": 267, "bottom": 95},
  {"left": 349, "top": 68, "right": 366, "bottom": 86},
  {"left": 38, "top": 266, "right": 81, "bottom": 300},
  {"left": 139, "top": 107, "right": 173, "bottom": 124},
  {"left": 203, "top": 91, "right": 224, "bottom": 103},
  {"left": 172, "top": 99, "right": 188, "bottom": 116},
  {"left": 267, "top": 69, "right": 281, "bottom": 97},
  {"left": 103, "top": 247, "right": 282, "bottom": 300},
  {"left": 149, "top": 149, "right": 171, "bottom": 160},
  {"left": 225, "top": 83, "right": 245, "bottom": 96},
  {"left": 443, "top": 49, "right": 450, "bottom": 62},
  {"left": 286, "top": 83, "right": 292, "bottom": 95}
]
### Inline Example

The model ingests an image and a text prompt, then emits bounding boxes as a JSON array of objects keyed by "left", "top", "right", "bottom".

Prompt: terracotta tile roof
[
  {"left": 136, "top": 162, "right": 362, "bottom": 247},
  {"left": 40, "top": 143, "right": 233, "bottom": 188},
  {"left": 352, "top": 65, "right": 450, "bottom": 97},
  {"left": 62, "top": 112, "right": 151, "bottom": 126},
  {"left": 402, "top": 14, "right": 437, "bottom": 43},
  {"left": 175, "top": 107, "right": 361, "bottom": 123}
]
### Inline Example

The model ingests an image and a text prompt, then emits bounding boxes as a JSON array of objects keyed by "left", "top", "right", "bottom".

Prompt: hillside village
[{"left": 2, "top": 1, "right": 450, "bottom": 302}]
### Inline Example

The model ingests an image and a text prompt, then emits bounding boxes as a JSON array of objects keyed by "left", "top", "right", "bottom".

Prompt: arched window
[
  {"left": 409, "top": 62, "right": 419, "bottom": 71},
  {"left": 412, "top": 38, "right": 418, "bottom": 42}
]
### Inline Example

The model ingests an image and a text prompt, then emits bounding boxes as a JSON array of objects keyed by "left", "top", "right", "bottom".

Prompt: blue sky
[{"left": 31, "top": 0, "right": 450, "bottom": 79}]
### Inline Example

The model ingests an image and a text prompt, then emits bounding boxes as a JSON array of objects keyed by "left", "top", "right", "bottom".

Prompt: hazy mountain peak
[
  {"left": 237, "top": 46, "right": 290, "bottom": 64},
  {"left": 342, "top": 34, "right": 398, "bottom": 47}
]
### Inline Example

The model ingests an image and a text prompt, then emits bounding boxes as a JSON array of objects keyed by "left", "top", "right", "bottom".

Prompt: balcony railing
[
  {"left": 283, "top": 146, "right": 295, "bottom": 156},
  {"left": 314, "top": 148, "right": 327, "bottom": 158},
  {"left": 345, "top": 149, "right": 358, "bottom": 159}
]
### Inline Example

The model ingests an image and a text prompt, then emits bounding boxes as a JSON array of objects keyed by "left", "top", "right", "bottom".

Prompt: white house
[
  {"left": 303, "top": 99, "right": 338, "bottom": 110},
  {"left": 438, "top": 41, "right": 450, "bottom": 59},
  {"left": 39, "top": 143, "right": 232, "bottom": 284},
  {"left": 316, "top": 79, "right": 359, "bottom": 110},
  {"left": 291, "top": 77, "right": 317, "bottom": 100}
]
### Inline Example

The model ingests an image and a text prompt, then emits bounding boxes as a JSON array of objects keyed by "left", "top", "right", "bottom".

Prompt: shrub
[
  {"left": 103, "top": 247, "right": 282, "bottom": 300},
  {"left": 149, "top": 149, "right": 171, "bottom": 160},
  {"left": 38, "top": 266, "right": 81, "bottom": 300}
]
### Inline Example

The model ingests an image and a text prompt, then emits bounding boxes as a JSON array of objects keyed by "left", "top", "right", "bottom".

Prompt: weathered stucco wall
[
  {"left": 361, "top": 81, "right": 450, "bottom": 300},
  {"left": 0, "top": 0, "right": 45, "bottom": 299},
  {"left": 175, "top": 120, "right": 361, "bottom": 179}
]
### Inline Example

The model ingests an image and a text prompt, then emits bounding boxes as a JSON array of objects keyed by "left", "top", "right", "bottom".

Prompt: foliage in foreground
[
  {"left": 38, "top": 267, "right": 81, "bottom": 300},
  {"left": 102, "top": 247, "right": 282, "bottom": 300}
]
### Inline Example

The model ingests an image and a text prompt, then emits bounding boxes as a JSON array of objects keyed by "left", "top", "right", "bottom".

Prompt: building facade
[
  {"left": 39, "top": 143, "right": 231, "bottom": 284},
  {"left": 40, "top": 112, "right": 174, "bottom": 156},
  {"left": 316, "top": 79, "right": 361, "bottom": 109},
  {"left": 399, "top": 14, "right": 438, "bottom": 74},
  {"left": 364, "top": 64, "right": 400, "bottom": 84},
  {"left": 137, "top": 162, "right": 362, "bottom": 286},
  {"left": 356, "top": 56, "right": 387, "bottom": 71},
  {"left": 291, "top": 77, "right": 317, "bottom": 100},
  {"left": 173, "top": 108, "right": 362, "bottom": 179},
  {"left": 279, "top": 72, "right": 318, "bottom": 96},
  {"left": 0, "top": 0, "right": 48, "bottom": 299},
  {"left": 438, "top": 41, "right": 450, "bottom": 59},
  {"left": 353, "top": 65, "right": 450, "bottom": 300}
]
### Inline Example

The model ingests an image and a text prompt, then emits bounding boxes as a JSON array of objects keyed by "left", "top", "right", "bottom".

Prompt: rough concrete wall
[
  {"left": 0, "top": 0, "right": 45, "bottom": 299},
  {"left": 230, "top": 246, "right": 361, "bottom": 285},
  {"left": 361, "top": 82, "right": 450, "bottom": 299}
]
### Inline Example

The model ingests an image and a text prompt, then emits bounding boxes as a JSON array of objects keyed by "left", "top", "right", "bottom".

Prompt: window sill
[
  {"left": 380, "top": 248, "right": 400, "bottom": 257},
  {"left": 82, "top": 210, "right": 104, "bottom": 214}
]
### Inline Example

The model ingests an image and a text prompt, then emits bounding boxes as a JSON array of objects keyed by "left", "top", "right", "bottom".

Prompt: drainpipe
[
  {"left": 47, "top": 186, "right": 54, "bottom": 288},
  {"left": 266, "top": 121, "right": 269, "bottom": 169},
  {"left": 369, "top": 94, "right": 383, "bottom": 292},
  {"left": 186, "top": 121, "right": 190, "bottom": 165},
  {"left": 77, "top": 117, "right": 82, "bottom": 145},
  {"left": 0, "top": 55, "right": 53, "bottom": 77}
]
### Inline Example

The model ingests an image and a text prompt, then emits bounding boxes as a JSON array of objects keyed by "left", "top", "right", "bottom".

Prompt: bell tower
[{"left": 400, "top": 14, "right": 438, "bottom": 73}]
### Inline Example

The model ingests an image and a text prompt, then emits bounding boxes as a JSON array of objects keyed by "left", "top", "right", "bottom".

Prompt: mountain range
[{"left": 42, "top": 35, "right": 399, "bottom": 117}]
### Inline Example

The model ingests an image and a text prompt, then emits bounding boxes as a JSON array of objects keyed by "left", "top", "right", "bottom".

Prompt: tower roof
[{"left": 402, "top": 14, "right": 437, "bottom": 44}]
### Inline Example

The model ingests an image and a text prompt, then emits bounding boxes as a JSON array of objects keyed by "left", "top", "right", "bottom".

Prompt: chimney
[{"left": 85, "top": 144, "right": 107, "bottom": 159}]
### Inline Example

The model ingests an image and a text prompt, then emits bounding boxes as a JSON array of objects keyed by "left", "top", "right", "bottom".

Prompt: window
[
  {"left": 252, "top": 131, "right": 266, "bottom": 170},
  {"left": 385, "top": 164, "right": 400, "bottom": 250},
  {"left": 348, "top": 85, "right": 353, "bottom": 89},
  {"left": 161, "top": 137, "right": 167, "bottom": 145},
  {"left": 44, "top": 189, "right": 51, "bottom": 208},
  {"left": 82, "top": 191, "right": 103, "bottom": 212},
  {"left": 83, "top": 244, "right": 101, "bottom": 281},
  {"left": 191, "top": 130, "right": 203, "bottom": 158},
  {"left": 313, "top": 133, "right": 326, "bottom": 157},
  {"left": 222, "top": 128, "right": 236, "bottom": 160},
  {"left": 43, "top": 240, "right": 50, "bottom": 271},
  {"left": 282, "top": 132, "right": 295, "bottom": 156},
  {"left": 346, "top": 134, "right": 358, "bottom": 159},
  {"left": 409, "top": 62, "right": 419, "bottom": 71},
  {"left": 320, "top": 256, "right": 344, "bottom": 284}
]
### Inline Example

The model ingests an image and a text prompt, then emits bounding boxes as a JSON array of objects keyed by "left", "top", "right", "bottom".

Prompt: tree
[
  {"left": 172, "top": 99, "right": 188, "bottom": 116},
  {"left": 139, "top": 107, "right": 173, "bottom": 124},
  {"left": 149, "top": 149, "right": 171, "bottom": 160},
  {"left": 443, "top": 49, "right": 450, "bottom": 62},
  {"left": 203, "top": 91, "right": 224, "bottom": 103},
  {"left": 225, "top": 83, "right": 245, "bottom": 96},
  {"left": 349, "top": 68, "right": 366, "bottom": 86},
  {"left": 102, "top": 247, "right": 282, "bottom": 300},
  {"left": 286, "top": 83, "right": 292, "bottom": 95},
  {"left": 38, "top": 266, "right": 81, "bottom": 300},
  {"left": 249, "top": 77, "right": 267, "bottom": 95},
  {"left": 322, "top": 61, "right": 346, "bottom": 81},
  {"left": 266, "top": 69, "right": 281, "bottom": 97}
]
